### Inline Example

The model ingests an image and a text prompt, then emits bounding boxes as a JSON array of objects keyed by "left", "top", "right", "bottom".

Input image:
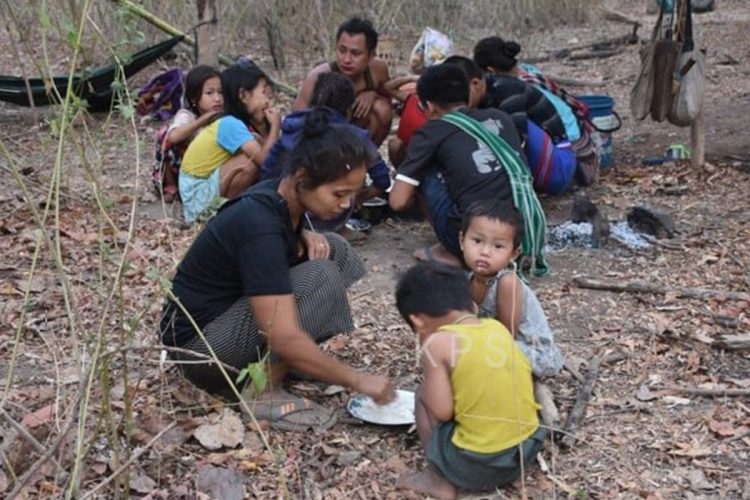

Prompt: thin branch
[
  {"left": 661, "top": 386, "right": 750, "bottom": 398},
  {"left": 572, "top": 276, "right": 750, "bottom": 302},
  {"left": 78, "top": 421, "right": 177, "bottom": 500},
  {"left": 5, "top": 375, "right": 87, "bottom": 500}
]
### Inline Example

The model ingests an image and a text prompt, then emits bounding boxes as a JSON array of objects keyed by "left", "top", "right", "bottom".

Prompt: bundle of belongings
[{"left": 631, "top": 0, "right": 705, "bottom": 126}]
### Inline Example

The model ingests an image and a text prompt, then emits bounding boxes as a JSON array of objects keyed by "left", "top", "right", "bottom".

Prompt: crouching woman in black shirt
[{"left": 160, "top": 108, "right": 395, "bottom": 431}]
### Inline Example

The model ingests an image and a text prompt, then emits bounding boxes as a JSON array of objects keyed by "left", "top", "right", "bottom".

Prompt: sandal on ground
[{"left": 245, "top": 396, "right": 337, "bottom": 432}]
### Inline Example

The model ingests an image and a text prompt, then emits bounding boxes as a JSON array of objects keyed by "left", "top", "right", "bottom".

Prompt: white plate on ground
[{"left": 347, "top": 389, "right": 415, "bottom": 425}]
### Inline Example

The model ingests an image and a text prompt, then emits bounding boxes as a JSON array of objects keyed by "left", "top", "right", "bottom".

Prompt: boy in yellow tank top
[{"left": 395, "top": 263, "right": 546, "bottom": 499}]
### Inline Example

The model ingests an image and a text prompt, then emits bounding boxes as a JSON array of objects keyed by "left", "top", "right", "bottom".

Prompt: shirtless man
[{"left": 293, "top": 17, "right": 393, "bottom": 147}]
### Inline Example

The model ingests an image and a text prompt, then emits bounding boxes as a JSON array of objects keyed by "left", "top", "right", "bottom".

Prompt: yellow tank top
[
  {"left": 439, "top": 318, "right": 540, "bottom": 453},
  {"left": 181, "top": 120, "right": 229, "bottom": 178}
]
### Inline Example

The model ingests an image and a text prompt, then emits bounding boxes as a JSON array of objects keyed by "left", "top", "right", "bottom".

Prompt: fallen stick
[
  {"left": 716, "top": 334, "right": 750, "bottom": 351},
  {"left": 560, "top": 357, "right": 601, "bottom": 448},
  {"left": 572, "top": 276, "right": 750, "bottom": 302},
  {"left": 563, "top": 359, "right": 586, "bottom": 384},
  {"left": 568, "top": 47, "right": 624, "bottom": 61},
  {"left": 524, "top": 32, "right": 638, "bottom": 64},
  {"left": 111, "top": 0, "right": 297, "bottom": 96},
  {"left": 560, "top": 352, "right": 627, "bottom": 448},
  {"left": 640, "top": 234, "right": 685, "bottom": 251},
  {"left": 662, "top": 385, "right": 750, "bottom": 398}
]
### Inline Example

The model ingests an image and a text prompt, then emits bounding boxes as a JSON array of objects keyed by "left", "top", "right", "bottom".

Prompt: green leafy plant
[{"left": 236, "top": 352, "right": 270, "bottom": 394}]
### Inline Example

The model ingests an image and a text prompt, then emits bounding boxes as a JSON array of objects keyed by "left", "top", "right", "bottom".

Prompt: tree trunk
[{"left": 196, "top": 0, "right": 218, "bottom": 66}]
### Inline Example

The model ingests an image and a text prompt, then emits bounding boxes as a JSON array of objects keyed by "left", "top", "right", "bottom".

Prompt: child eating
[{"left": 395, "top": 263, "right": 546, "bottom": 499}]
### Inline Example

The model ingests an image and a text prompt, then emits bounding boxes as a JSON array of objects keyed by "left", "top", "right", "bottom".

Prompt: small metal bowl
[{"left": 358, "top": 196, "right": 388, "bottom": 225}]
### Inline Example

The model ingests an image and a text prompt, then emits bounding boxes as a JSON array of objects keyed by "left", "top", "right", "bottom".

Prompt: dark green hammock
[{"left": 0, "top": 36, "right": 182, "bottom": 111}]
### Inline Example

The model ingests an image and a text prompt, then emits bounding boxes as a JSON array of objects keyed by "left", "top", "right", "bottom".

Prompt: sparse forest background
[
  {"left": 2, "top": 0, "right": 750, "bottom": 498},
  {"left": 3, "top": 0, "right": 591, "bottom": 79}
]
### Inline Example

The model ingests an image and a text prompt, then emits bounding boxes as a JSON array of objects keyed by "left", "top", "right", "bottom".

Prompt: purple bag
[{"left": 136, "top": 68, "right": 184, "bottom": 122}]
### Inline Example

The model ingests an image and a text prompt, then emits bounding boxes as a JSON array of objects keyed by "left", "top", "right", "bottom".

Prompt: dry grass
[{"left": 3, "top": 0, "right": 593, "bottom": 76}]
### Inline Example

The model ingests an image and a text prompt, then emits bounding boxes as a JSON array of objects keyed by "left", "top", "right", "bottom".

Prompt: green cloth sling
[{"left": 441, "top": 111, "right": 549, "bottom": 276}]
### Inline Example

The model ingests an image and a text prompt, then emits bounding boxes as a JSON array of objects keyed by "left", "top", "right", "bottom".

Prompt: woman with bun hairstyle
[
  {"left": 474, "top": 37, "right": 576, "bottom": 195},
  {"left": 161, "top": 108, "right": 395, "bottom": 431}
]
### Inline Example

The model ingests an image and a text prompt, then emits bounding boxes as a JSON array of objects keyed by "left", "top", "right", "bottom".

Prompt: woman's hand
[
  {"left": 300, "top": 230, "right": 330, "bottom": 260},
  {"left": 355, "top": 373, "right": 396, "bottom": 404}
]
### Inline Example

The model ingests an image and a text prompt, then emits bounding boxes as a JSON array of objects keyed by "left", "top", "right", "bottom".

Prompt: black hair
[
  {"left": 443, "top": 55, "right": 484, "bottom": 81},
  {"left": 184, "top": 65, "right": 221, "bottom": 115},
  {"left": 220, "top": 63, "right": 268, "bottom": 124},
  {"left": 285, "top": 107, "right": 373, "bottom": 189},
  {"left": 336, "top": 17, "right": 378, "bottom": 52},
  {"left": 311, "top": 73, "right": 356, "bottom": 117},
  {"left": 395, "top": 263, "right": 474, "bottom": 328},
  {"left": 473, "top": 36, "right": 522, "bottom": 73},
  {"left": 416, "top": 64, "right": 469, "bottom": 109},
  {"left": 461, "top": 200, "right": 525, "bottom": 250}
]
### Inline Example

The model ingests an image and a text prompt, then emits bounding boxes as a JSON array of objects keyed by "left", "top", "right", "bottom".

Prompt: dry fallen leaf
[
  {"left": 196, "top": 464, "right": 245, "bottom": 500},
  {"left": 130, "top": 471, "right": 157, "bottom": 494},
  {"left": 669, "top": 444, "right": 713, "bottom": 458},
  {"left": 21, "top": 404, "right": 54, "bottom": 429},
  {"left": 708, "top": 419, "right": 738, "bottom": 438},
  {"left": 193, "top": 409, "right": 244, "bottom": 451},
  {"left": 686, "top": 468, "right": 715, "bottom": 491},
  {"left": 728, "top": 378, "right": 750, "bottom": 388}
]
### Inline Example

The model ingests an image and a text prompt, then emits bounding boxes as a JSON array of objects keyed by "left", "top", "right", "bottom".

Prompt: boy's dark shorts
[{"left": 426, "top": 422, "right": 547, "bottom": 492}]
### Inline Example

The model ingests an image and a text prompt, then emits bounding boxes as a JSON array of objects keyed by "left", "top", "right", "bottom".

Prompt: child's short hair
[
  {"left": 442, "top": 55, "right": 483, "bottom": 81},
  {"left": 417, "top": 64, "right": 469, "bottom": 109},
  {"left": 185, "top": 65, "right": 221, "bottom": 115},
  {"left": 461, "top": 200, "right": 525, "bottom": 250},
  {"left": 311, "top": 73, "right": 356, "bottom": 117},
  {"left": 396, "top": 263, "right": 474, "bottom": 327}
]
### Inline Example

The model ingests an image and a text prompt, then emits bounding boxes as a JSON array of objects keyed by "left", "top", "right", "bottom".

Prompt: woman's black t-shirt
[{"left": 162, "top": 180, "right": 301, "bottom": 346}]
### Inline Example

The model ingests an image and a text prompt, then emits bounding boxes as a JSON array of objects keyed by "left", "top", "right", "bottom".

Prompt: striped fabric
[
  {"left": 441, "top": 111, "right": 549, "bottom": 276},
  {"left": 164, "top": 233, "right": 366, "bottom": 395},
  {"left": 519, "top": 71, "right": 593, "bottom": 134}
]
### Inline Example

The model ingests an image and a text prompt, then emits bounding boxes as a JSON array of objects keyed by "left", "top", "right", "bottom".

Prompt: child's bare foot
[{"left": 396, "top": 469, "right": 457, "bottom": 500}]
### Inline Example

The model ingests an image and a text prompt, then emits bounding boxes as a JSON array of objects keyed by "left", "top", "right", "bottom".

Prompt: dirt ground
[{"left": 1, "top": 0, "right": 749, "bottom": 498}]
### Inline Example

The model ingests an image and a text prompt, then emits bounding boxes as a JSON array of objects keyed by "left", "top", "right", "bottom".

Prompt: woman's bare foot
[
  {"left": 413, "top": 243, "right": 463, "bottom": 267},
  {"left": 396, "top": 469, "right": 457, "bottom": 500}
]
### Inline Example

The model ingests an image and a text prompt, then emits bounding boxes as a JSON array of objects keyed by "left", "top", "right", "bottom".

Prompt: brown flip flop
[{"left": 247, "top": 397, "right": 337, "bottom": 432}]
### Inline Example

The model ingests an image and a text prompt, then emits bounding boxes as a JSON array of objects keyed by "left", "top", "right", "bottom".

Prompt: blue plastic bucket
[{"left": 578, "top": 95, "right": 621, "bottom": 169}]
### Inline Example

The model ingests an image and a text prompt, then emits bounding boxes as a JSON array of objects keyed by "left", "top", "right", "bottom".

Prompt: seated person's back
[
  {"left": 261, "top": 73, "right": 389, "bottom": 196},
  {"left": 389, "top": 64, "right": 525, "bottom": 264}
]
